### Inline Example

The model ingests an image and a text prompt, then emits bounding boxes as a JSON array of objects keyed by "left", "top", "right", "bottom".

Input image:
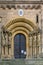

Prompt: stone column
[
  {"left": 11, "top": 35, "right": 14, "bottom": 59},
  {"left": 1, "top": 31, "right": 4, "bottom": 58},
  {"left": 8, "top": 36, "right": 12, "bottom": 58},
  {"left": 36, "top": 33, "right": 38, "bottom": 58},
  {"left": 34, "top": 34, "right": 37, "bottom": 58},
  {"left": 32, "top": 34, "right": 36, "bottom": 58},
  {"left": 38, "top": 33, "right": 41, "bottom": 55},
  {"left": 41, "top": 6, "right": 43, "bottom": 55},
  {"left": 31, "top": 33, "right": 37, "bottom": 58},
  {"left": 6, "top": 33, "right": 12, "bottom": 58},
  {"left": 5, "top": 34, "right": 8, "bottom": 56},
  {"left": 29, "top": 35, "right": 32, "bottom": 58},
  {"left": 36, "top": 33, "right": 40, "bottom": 57},
  {"left": 31, "top": 35, "right": 33, "bottom": 58},
  {"left": 28, "top": 35, "right": 31, "bottom": 58},
  {"left": 26, "top": 35, "right": 29, "bottom": 59}
]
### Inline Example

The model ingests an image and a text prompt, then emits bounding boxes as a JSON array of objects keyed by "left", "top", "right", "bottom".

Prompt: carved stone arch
[
  {"left": 4, "top": 18, "right": 38, "bottom": 31},
  {"left": 7, "top": 22, "right": 33, "bottom": 32}
]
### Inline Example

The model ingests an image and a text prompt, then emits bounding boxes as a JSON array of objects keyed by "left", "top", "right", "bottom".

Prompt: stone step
[{"left": 0, "top": 58, "right": 43, "bottom": 65}]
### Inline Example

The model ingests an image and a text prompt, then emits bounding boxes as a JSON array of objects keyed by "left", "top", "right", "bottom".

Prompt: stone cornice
[
  {"left": 0, "top": 4, "right": 41, "bottom": 9},
  {"left": 0, "top": 1, "right": 43, "bottom": 4}
]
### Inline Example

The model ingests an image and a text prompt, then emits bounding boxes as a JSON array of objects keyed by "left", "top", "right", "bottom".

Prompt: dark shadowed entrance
[{"left": 14, "top": 33, "right": 26, "bottom": 59}]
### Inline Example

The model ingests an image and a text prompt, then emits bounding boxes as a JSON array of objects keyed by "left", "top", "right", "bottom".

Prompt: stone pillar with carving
[
  {"left": 36, "top": 33, "right": 39, "bottom": 57},
  {"left": 29, "top": 33, "right": 36, "bottom": 58},
  {"left": 29, "top": 34, "right": 32, "bottom": 58},
  {"left": 8, "top": 33, "right": 12, "bottom": 58},
  {"left": 32, "top": 34, "right": 36, "bottom": 58},
  {"left": 33, "top": 34, "right": 36, "bottom": 58}
]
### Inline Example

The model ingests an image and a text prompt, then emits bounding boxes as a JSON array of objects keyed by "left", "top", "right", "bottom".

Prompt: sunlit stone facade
[{"left": 0, "top": 0, "right": 43, "bottom": 59}]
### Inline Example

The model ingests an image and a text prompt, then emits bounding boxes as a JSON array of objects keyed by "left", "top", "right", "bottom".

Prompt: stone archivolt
[{"left": 1, "top": 18, "right": 41, "bottom": 59}]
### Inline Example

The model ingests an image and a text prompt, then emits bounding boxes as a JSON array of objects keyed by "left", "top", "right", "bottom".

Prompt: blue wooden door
[{"left": 14, "top": 33, "right": 26, "bottom": 58}]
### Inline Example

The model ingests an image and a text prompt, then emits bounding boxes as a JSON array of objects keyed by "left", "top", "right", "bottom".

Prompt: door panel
[
  {"left": 14, "top": 33, "right": 26, "bottom": 58},
  {"left": 21, "top": 34, "right": 26, "bottom": 58}
]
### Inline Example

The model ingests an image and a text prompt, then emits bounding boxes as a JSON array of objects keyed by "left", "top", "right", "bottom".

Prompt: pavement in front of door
[{"left": 0, "top": 58, "right": 43, "bottom": 65}]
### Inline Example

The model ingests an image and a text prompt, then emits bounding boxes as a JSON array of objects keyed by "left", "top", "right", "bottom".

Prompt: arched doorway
[
  {"left": 2, "top": 18, "right": 39, "bottom": 59},
  {"left": 14, "top": 33, "right": 26, "bottom": 58}
]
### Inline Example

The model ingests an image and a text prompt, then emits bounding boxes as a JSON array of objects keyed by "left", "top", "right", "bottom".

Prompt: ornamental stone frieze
[{"left": 0, "top": 4, "right": 41, "bottom": 9}]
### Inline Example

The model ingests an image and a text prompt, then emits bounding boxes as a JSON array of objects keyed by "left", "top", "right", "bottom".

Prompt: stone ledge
[{"left": 0, "top": 1, "right": 43, "bottom": 4}]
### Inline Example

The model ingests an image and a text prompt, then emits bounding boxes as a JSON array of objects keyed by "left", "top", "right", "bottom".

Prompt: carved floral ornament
[{"left": 0, "top": 4, "right": 41, "bottom": 9}]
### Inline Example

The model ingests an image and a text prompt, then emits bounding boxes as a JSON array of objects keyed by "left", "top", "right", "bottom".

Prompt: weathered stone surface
[{"left": 0, "top": 58, "right": 43, "bottom": 65}]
